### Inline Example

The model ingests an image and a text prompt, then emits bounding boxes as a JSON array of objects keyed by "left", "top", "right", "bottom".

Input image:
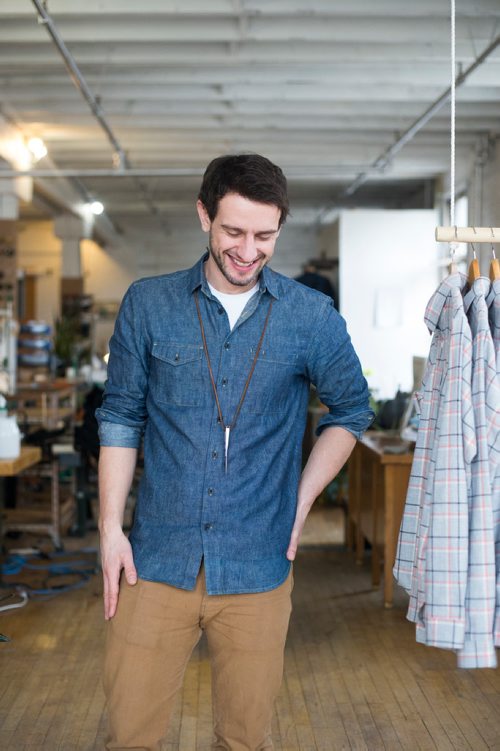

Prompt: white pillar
[
  {"left": 0, "top": 177, "right": 19, "bottom": 220},
  {"left": 54, "top": 214, "right": 85, "bottom": 279},
  {"left": 0, "top": 214, "right": 18, "bottom": 394}
]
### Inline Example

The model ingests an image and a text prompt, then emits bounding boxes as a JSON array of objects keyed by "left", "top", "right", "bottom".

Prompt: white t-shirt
[{"left": 208, "top": 282, "right": 259, "bottom": 330}]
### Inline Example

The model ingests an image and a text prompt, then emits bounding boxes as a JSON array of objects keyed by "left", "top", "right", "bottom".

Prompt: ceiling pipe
[
  {"left": 317, "top": 33, "right": 500, "bottom": 223},
  {"left": 0, "top": 166, "right": 377, "bottom": 179},
  {"left": 31, "top": 0, "right": 126, "bottom": 169},
  {"left": 31, "top": 0, "right": 167, "bottom": 232}
]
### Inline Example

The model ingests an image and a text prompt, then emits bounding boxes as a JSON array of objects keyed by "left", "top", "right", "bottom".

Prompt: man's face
[{"left": 197, "top": 192, "right": 281, "bottom": 294}]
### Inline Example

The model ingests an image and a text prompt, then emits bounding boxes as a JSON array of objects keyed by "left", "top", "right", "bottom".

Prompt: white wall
[{"left": 338, "top": 209, "right": 439, "bottom": 400}]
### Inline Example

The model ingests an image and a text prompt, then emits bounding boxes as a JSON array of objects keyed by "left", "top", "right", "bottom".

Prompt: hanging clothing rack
[
  {"left": 436, "top": 227, "right": 500, "bottom": 243},
  {"left": 434, "top": 0, "right": 499, "bottom": 252}
]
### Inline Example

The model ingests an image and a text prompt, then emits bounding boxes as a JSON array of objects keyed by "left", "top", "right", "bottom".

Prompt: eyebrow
[{"left": 221, "top": 224, "right": 279, "bottom": 235}]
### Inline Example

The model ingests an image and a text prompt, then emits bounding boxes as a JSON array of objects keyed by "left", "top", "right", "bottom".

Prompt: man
[
  {"left": 294, "top": 260, "right": 338, "bottom": 308},
  {"left": 97, "top": 153, "right": 373, "bottom": 751}
]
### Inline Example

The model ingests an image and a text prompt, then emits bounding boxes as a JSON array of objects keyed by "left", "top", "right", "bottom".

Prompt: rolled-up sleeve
[
  {"left": 95, "top": 283, "right": 149, "bottom": 449},
  {"left": 306, "top": 300, "right": 374, "bottom": 439}
]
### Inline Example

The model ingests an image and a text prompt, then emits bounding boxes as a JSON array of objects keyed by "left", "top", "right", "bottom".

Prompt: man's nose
[{"left": 238, "top": 234, "right": 257, "bottom": 260}]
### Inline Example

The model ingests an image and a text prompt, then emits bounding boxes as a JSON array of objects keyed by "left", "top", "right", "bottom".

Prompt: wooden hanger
[
  {"left": 468, "top": 245, "right": 480, "bottom": 284},
  {"left": 490, "top": 252, "right": 500, "bottom": 281}
]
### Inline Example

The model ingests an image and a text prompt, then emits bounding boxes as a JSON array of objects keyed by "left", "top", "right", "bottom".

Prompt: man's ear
[{"left": 196, "top": 200, "right": 211, "bottom": 232}]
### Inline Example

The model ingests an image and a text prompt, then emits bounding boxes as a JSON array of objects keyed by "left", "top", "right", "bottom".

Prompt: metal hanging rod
[
  {"left": 31, "top": 0, "right": 168, "bottom": 232},
  {"left": 436, "top": 2, "right": 499, "bottom": 252},
  {"left": 342, "top": 34, "right": 500, "bottom": 200},
  {"left": 435, "top": 227, "right": 500, "bottom": 243},
  {"left": 0, "top": 166, "right": 374, "bottom": 179},
  {"left": 31, "top": 0, "right": 127, "bottom": 168}
]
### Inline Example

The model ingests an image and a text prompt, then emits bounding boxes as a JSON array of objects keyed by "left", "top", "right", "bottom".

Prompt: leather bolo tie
[{"left": 194, "top": 289, "right": 273, "bottom": 473}]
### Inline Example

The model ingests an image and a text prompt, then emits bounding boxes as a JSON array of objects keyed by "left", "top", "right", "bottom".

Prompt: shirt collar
[
  {"left": 463, "top": 276, "right": 491, "bottom": 313},
  {"left": 424, "top": 271, "right": 467, "bottom": 332},
  {"left": 188, "top": 251, "right": 281, "bottom": 300},
  {"left": 486, "top": 277, "right": 500, "bottom": 306}
]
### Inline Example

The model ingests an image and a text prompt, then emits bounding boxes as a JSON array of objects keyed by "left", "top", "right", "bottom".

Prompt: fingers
[
  {"left": 123, "top": 552, "right": 138, "bottom": 586},
  {"left": 287, "top": 526, "right": 301, "bottom": 561},
  {"left": 103, "top": 565, "right": 121, "bottom": 621},
  {"left": 100, "top": 531, "right": 135, "bottom": 620}
]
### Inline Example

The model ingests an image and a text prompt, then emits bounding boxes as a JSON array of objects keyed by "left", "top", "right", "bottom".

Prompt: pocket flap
[{"left": 152, "top": 342, "right": 202, "bottom": 366}]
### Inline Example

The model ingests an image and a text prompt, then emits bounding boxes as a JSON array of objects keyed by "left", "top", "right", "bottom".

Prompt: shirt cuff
[
  {"left": 316, "top": 409, "right": 375, "bottom": 440},
  {"left": 98, "top": 420, "right": 143, "bottom": 449}
]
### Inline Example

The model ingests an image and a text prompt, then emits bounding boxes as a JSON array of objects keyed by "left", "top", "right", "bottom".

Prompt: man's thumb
[{"left": 124, "top": 562, "right": 137, "bottom": 585}]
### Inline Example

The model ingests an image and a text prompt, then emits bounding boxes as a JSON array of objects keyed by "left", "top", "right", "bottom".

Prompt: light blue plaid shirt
[
  {"left": 396, "top": 274, "right": 500, "bottom": 668},
  {"left": 487, "top": 278, "right": 500, "bottom": 651},
  {"left": 457, "top": 278, "right": 500, "bottom": 668},
  {"left": 394, "top": 273, "right": 476, "bottom": 651}
]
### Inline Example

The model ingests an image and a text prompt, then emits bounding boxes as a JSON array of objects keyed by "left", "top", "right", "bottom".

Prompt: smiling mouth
[{"left": 226, "top": 253, "right": 260, "bottom": 270}]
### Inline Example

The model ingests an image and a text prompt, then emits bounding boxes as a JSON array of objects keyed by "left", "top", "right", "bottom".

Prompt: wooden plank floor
[{"left": 1, "top": 541, "right": 500, "bottom": 749}]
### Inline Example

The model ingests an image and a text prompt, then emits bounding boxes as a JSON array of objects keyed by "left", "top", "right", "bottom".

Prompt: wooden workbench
[
  {"left": 347, "top": 432, "right": 414, "bottom": 607},
  {"left": 13, "top": 379, "right": 81, "bottom": 429},
  {"left": 0, "top": 446, "right": 42, "bottom": 476},
  {"left": 0, "top": 446, "right": 43, "bottom": 568},
  {"left": 1, "top": 442, "right": 75, "bottom": 550}
]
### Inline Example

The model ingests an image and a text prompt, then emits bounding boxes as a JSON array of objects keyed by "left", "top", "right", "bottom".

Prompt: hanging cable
[
  {"left": 449, "top": 0, "right": 458, "bottom": 265},
  {"left": 450, "top": 0, "right": 456, "bottom": 227}
]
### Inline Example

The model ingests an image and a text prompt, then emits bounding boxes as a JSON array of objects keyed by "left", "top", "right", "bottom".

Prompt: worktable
[
  {"left": 1, "top": 444, "right": 77, "bottom": 550},
  {"left": 0, "top": 446, "right": 43, "bottom": 571},
  {"left": 347, "top": 432, "right": 414, "bottom": 607},
  {"left": 13, "top": 380, "right": 78, "bottom": 429},
  {"left": 0, "top": 446, "right": 42, "bottom": 477}
]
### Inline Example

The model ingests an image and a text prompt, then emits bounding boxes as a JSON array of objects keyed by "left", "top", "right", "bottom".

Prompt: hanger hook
[
  {"left": 471, "top": 227, "right": 477, "bottom": 259},
  {"left": 449, "top": 225, "right": 458, "bottom": 260}
]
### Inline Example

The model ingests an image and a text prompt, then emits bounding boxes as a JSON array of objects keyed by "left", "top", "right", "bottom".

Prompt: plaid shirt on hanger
[
  {"left": 456, "top": 278, "right": 500, "bottom": 668},
  {"left": 487, "top": 278, "right": 500, "bottom": 649},
  {"left": 394, "top": 272, "right": 476, "bottom": 651}
]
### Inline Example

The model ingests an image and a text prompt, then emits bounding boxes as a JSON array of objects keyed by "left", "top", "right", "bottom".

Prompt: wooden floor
[{"left": 1, "top": 532, "right": 500, "bottom": 749}]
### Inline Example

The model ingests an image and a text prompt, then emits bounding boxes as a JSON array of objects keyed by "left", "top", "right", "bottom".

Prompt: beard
[{"left": 207, "top": 234, "right": 268, "bottom": 289}]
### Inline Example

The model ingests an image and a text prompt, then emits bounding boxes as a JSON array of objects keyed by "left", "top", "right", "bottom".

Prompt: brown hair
[{"left": 198, "top": 153, "right": 289, "bottom": 227}]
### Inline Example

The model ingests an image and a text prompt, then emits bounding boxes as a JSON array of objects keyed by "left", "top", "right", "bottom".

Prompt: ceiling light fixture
[
  {"left": 87, "top": 200, "right": 104, "bottom": 215},
  {"left": 27, "top": 137, "right": 48, "bottom": 162}
]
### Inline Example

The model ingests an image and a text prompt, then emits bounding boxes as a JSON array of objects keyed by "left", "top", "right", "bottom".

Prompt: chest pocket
[
  {"left": 245, "top": 346, "right": 300, "bottom": 414},
  {"left": 151, "top": 342, "right": 203, "bottom": 407}
]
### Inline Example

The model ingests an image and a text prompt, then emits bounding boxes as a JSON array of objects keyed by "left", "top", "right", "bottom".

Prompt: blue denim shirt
[{"left": 96, "top": 254, "right": 373, "bottom": 594}]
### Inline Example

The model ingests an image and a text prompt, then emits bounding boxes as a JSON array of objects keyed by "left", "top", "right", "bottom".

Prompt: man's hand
[
  {"left": 98, "top": 446, "right": 139, "bottom": 620},
  {"left": 100, "top": 527, "right": 137, "bottom": 620}
]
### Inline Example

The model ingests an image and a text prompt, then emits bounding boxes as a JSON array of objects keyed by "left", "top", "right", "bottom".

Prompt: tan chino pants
[{"left": 104, "top": 565, "right": 293, "bottom": 751}]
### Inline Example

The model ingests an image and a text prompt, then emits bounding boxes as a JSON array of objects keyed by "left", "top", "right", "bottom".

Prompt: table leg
[
  {"left": 384, "top": 468, "right": 396, "bottom": 608},
  {"left": 371, "top": 463, "right": 381, "bottom": 587}
]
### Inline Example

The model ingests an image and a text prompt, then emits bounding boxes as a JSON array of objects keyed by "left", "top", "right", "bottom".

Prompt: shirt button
[
  {"left": 204, "top": 523, "right": 213, "bottom": 531},
  {"left": 207, "top": 487, "right": 214, "bottom": 496},
  {"left": 222, "top": 377, "right": 228, "bottom": 386},
  {"left": 218, "top": 307, "right": 224, "bottom": 315},
  {"left": 224, "top": 342, "right": 230, "bottom": 350},
  {"left": 212, "top": 450, "right": 218, "bottom": 459}
]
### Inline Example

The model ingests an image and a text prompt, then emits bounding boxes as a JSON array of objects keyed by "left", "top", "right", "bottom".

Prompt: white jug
[{"left": 0, "top": 396, "right": 21, "bottom": 460}]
